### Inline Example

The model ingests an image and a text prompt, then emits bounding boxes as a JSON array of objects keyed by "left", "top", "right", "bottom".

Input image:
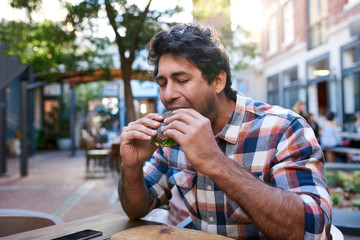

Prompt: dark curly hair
[{"left": 147, "top": 23, "right": 235, "bottom": 100}]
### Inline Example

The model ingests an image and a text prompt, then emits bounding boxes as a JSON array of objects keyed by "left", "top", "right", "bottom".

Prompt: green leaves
[
  {"left": 0, "top": 19, "right": 114, "bottom": 80},
  {"left": 331, "top": 193, "right": 340, "bottom": 205},
  {"left": 1, "top": 20, "right": 73, "bottom": 74},
  {"left": 151, "top": 137, "right": 178, "bottom": 148}
]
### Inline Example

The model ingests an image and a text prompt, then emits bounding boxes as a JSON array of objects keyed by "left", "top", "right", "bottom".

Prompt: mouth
[{"left": 166, "top": 106, "right": 192, "bottom": 111}]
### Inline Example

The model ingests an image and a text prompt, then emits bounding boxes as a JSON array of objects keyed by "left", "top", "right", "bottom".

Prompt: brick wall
[{"left": 328, "top": 0, "right": 360, "bottom": 27}]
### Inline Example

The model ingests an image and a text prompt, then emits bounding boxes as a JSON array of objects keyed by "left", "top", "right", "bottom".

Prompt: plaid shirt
[{"left": 143, "top": 91, "right": 332, "bottom": 239}]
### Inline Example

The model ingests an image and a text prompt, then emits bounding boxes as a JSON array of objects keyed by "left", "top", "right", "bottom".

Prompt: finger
[
  {"left": 121, "top": 129, "right": 154, "bottom": 142},
  {"left": 122, "top": 124, "right": 158, "bottom": 140},
  {"left": 128, "top": 117, "right": 162, "bottom": 130},
  {"left": 163, "top": 128, "right": 186, "bottom": 145},
  {"left": 164, "top": 110, "right": 199, "bottom": 126},
  {"left": 162, "top": 120, "right": 189, "bottom": 135},
  {"left": 146, "top": 113, "right": 164, "bottom": 121},
  {"left": 172, "top": 108, "right": 202, "bottom": 119}
]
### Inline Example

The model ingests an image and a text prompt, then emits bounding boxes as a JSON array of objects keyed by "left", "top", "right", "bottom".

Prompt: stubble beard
[{"left": 195, "top": 90, "right": 218, "bottom": 128}]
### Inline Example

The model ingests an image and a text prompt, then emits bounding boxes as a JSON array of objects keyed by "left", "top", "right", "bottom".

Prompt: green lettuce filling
[{"left": 151, "top": 137, "right": 178, "bottom": 148}]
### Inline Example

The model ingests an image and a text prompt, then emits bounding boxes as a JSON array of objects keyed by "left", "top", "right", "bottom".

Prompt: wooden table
[{"left": 2, "top": 213, "right": 163, "bottom": 240}]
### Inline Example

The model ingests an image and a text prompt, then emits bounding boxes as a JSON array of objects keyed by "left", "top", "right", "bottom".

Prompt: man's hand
[
  {"left": 161, "top": 108, "right": 221, "bottom": 173},
  {"left": 120, "top": 113, "right": 163, "bottom": 168}
]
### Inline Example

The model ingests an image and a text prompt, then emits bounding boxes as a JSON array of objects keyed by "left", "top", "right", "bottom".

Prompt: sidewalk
[{"left": 0, "top": 150, "right": 129, "bottom": 222}]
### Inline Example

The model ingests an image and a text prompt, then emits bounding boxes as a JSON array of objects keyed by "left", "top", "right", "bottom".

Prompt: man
[{"left": 119, "top": 23, "right": 331, "bottom": 239}]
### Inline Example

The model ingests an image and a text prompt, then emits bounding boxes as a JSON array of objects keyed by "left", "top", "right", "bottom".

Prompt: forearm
[
  {"left": 118, "top": 164, "right": 151, "bottom": 220},
  {"left": 207, "top": 153, "right": 305, "bottom": 240}
]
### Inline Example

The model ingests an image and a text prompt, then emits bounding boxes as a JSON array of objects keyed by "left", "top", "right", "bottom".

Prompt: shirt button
[
  {"left": 207, "top": 185, "right": 212, "bottom": 190},
  {"left": 209, "top": 216, "right": 214, "bottom": 222}
]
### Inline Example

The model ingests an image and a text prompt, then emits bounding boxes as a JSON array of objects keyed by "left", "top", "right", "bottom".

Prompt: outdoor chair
[
  {"left": 110, "top": 143, "right": 121, "bottom": 172},
  {"left": 81, "top": 129, "right": 110, "bottom": 173},
  {"left": 0, "top": 209, "right": 64, "bottom": 237},
  {"left": 330, "top": 224, "right": 344, "bottom": 240}
]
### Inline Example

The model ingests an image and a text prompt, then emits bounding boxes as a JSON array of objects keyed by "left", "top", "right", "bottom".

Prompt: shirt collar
[{"left": 215, "top": 90, "right": 246, "bottom": 144}]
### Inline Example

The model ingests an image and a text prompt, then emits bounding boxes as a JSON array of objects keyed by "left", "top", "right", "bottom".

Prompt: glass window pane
[
  {"left": 308, "top": 0, "right": 328, "bottom": 48},
  {"left": 318, "top": 58, "right": 328, "bottom": 71},
  {"left": 320, "top": 20, "right": 328, "bottom": 44},
  {"left": 308, "top": 58, "right": 329, "bottom": 80},
  {"left": 343, "top": 46, "right": 356, "bottom": 69},
  {"left": 343, "top": 74, "right": 357, "bottom": 114},
  {"left": 268, "top": 14, "right": 278, "bottom": 53},
  {"left": 268, "top": 75, "right": 279, "bottom": 91},
  {"left": 283, "top": 1, "right": 294, "bottom": 44},
  {"left": 283, "top": 68, "right": 298, "bottom": 87},
  {"left": 284, "top": 88, "right": 299, "bottom": 109},
  {"left": 308, "top": 84, "right": 318, "bottom": 117},
  {"left": 321, "top": 0, "right": 328, "bottom": 18},
  {"left": 298, "top": 88, "right": 307, "bottom": 103},
  {"left": 307, "top": 63, "right": 317, "bottom": 80},
  {"left": 309, "top": 0, "right": 319, "bottom": 24},
  {"left": 343, "top": 72, "right": 360, "bottom": 128},
  {"left": 329, "top": 80, "right": 336, "bottom": 113},
  {"left": 268, "top": 92, "right": 280, "bottom": 106}
]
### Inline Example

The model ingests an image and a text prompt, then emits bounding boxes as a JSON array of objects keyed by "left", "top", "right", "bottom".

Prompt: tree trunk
[{"left": 121, "top": 60, "right": 136, "bottom": 124}]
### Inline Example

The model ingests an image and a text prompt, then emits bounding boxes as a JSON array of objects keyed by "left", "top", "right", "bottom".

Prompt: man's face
[{"left": 156, "top": 53, "right": 218, "bottom": 123}]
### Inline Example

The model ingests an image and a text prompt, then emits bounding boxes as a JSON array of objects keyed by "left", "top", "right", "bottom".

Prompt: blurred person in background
[
  {"left": 292, "top": 101, "right": 308, "bottom": 122},
  {"left": 308, "top": 113, "right": 320, "bottom": 143},
  {"left": 320, "top": 111, "right": 346, "bottom": 162}
]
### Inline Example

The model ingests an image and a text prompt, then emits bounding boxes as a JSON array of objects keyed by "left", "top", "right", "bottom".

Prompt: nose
[{"left": 161, "top": 81, "right": 181, "bottom": 106}]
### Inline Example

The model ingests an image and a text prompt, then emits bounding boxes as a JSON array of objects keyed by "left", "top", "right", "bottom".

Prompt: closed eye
[
  {"left": 177, "top": 79, "right": 189, "bottom": 84},
  {"left": 156, "top": 77, "right": 167, "bottom": 88}
]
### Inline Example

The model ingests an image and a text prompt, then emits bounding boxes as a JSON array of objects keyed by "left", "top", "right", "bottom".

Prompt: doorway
[
  {"left": 317, "top": 81, "right": 329, "bottom": 116},
  {"left": 308, "top": 80, "right": 330, "bottom": 124}
]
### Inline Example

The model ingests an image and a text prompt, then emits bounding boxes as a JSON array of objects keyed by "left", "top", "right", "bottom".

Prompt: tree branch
[
  {"left": 104, "top": 0, "right": 124, "bottom": 54},
  {"left": 129, "top": 0, "right": 152, "bottom": 62}
]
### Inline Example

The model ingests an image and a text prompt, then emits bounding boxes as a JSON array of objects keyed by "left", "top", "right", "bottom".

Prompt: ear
[{"left": 212, "top": 71, "right": 227, "bottom": 94}]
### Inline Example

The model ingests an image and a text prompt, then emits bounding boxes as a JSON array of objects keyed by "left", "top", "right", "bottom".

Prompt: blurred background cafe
[{"left": 1, "top": 65, "right": 163, "bottom": 176}]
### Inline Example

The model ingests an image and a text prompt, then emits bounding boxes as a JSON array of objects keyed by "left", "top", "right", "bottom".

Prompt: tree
[{"left": 65, "top": 0, "right": 182, "bottom": 123}]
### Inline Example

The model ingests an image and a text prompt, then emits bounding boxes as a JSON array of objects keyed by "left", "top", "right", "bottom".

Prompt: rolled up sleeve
[{"left": 272, "top": 117, "right": 332, "bottom": 239}]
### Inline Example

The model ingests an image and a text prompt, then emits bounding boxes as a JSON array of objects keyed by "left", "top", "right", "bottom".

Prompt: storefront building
[{"left": 260, "top": 0, "right": 360, "bottom": 128}]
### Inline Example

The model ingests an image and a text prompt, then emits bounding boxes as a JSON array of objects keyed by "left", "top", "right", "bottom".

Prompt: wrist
[
  {"left": 200, "top": 151, "right": 227, "bottom": 176},
  {"left": 121, "top": 161, "right": 145, "bottom": 180}
]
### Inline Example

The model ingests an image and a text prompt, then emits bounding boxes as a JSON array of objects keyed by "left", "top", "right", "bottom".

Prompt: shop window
[
  {"left": 284, "top": 88, "right": 298, "bottom": 109},
  {"left": 283, "top": 67, "right": 304, "bottom": 109},
  {"left": 342, "top": 41, "right": 360, "bottom": 128},
  {"left": 307, "top": 57, "right": 329, "bottom": 80},
  {"left": 343, "top": 73, "right": 360, "bottom": 125},
  {"left": 283, "top": 67, "right": 298, "bottom": 87},
  {"left": 307, "top": 0, "right": 328, "bottom": 49}
]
